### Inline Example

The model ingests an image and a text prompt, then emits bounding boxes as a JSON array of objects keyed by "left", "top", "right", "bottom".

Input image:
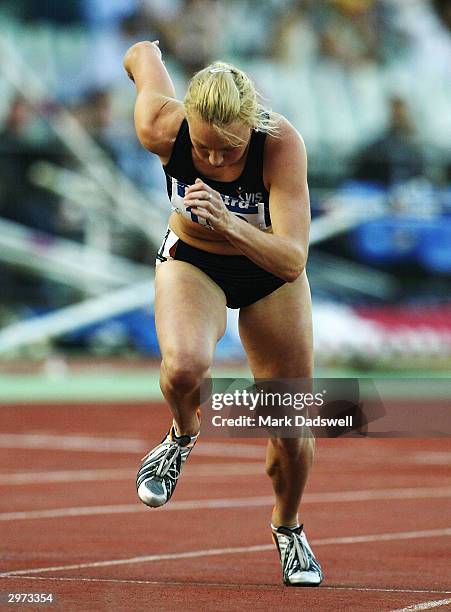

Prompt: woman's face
[{"left": 188, "top": 114, "right": 251, "bottom": 169}]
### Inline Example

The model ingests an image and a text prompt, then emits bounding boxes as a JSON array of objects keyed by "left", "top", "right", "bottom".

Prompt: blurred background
[{"left": 0, "top": 0, "right": 450, "bottom": 387}]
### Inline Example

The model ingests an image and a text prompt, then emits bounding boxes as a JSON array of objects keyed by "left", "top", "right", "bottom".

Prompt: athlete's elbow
[
  {"left": 137, "top": 125, "right": 155, "bottom": 151},
  {"left": 136, "top": 122, "right": 164, "bottom": 153},
  {"left": 284, "top": 266, "right": 304, "bottom": 283},
  {"left": 284, "top": 249, "right": 307, "bottom": 283}
]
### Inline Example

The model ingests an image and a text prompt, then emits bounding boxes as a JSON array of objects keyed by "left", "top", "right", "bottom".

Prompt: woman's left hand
[{"left": 184, "top": 178, "right": 232, "bottom": 233}]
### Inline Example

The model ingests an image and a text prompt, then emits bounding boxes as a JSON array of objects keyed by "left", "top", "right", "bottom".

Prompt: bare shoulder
[{"left": 263, "top": 114, "right": 307, "bottom": 189}]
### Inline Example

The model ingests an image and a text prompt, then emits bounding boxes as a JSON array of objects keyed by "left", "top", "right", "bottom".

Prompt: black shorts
[{"left": 156, "top": 228, "right": 286, "bottom": 309}]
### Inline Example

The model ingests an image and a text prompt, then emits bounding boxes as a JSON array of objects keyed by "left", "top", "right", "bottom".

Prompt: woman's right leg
[{"left": 155, "top": 259, "right": 227, "bottom": 436}]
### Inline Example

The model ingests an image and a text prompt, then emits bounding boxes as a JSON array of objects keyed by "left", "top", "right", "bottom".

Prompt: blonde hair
[{"left": 184, "top": 61, "right": 279, "bottom": 143}]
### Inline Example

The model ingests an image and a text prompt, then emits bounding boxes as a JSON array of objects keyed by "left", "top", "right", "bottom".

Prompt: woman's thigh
[
  {"left": 155, "top": 260, "right": 227, "bottom": 366},
  {"left": 238, "top": 271, "right": 313, "bottom": 378}
]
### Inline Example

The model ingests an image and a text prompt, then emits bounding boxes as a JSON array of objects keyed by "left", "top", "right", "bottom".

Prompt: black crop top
[{"left": 163, "top": 119, "right": 271, "bottom": 230}]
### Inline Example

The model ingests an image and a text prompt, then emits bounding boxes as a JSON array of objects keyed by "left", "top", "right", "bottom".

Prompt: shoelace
[
  {"left": 288, "top": 532, "right": 309, "bottom": 571},
  {"left": 155, "top": 442, "right": 181, "bottom": 478}
]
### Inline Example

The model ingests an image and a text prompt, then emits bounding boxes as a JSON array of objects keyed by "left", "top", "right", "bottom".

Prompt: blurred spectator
[
  {"left": 270, "top": 0, "right": 410, "bottom": 66},
  {"left": 432, "top": 0, "right": 451, "bottom": 32},
  {"left": 157, "top": 0, "right": 226, "bottom": 76},
  {"left": 218, "top": 0, "right": 282, "bottom": 60},
  {"left": 1, "top": 95, "right": 34, "bottom": 140},
  {"left": 0, "top": 96, "right": 65, "bottom": 306},
  {"left": 80, "top": 0, "right": 137, "bottom": 28},
  {"left": 391, "top": 0, "right": 451, "bottom": 77},
  {"left": 353, "top": 97, "right": 425, "bottom": 188},
  {"left": 15, "top": 0, "right": 82, "bottom": 24},
  {"left": 75, "top": 0, "right": 151, "bottom": 92},
  {"left": 312, "top": 0, "right": 381, "bottom": 67},
  {"left": 71, "top": 85, "right": 164, "bottom": 191},
  {"left": 0, "top": 96, "right": 59, "bottom": 232},
  {"left": 270, "top": 0, "right": 318, "bottom": 64},
  {"left": 73, "top": 88, "right": 112, "bottom": 142}
]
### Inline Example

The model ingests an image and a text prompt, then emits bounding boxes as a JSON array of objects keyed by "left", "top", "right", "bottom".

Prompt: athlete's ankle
[
  {"left": 271, "top": 508, "right": 299, "bottom": 529},
  {"left": 172, "top": 420, "right": 200, "bottom": 439}
]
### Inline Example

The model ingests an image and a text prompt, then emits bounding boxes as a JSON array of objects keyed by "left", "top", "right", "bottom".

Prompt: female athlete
[{"left": 124, "top": 40, "right": 323, "bottom": 587}]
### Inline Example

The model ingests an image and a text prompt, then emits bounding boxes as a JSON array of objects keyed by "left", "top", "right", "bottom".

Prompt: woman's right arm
[{"left": 123, "top": 41, "right": 184, "bottom": 161}]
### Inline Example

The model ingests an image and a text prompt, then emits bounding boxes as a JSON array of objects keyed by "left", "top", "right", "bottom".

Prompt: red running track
[{"left": 0, "top": 402, "right": 450, "bottom": 611}]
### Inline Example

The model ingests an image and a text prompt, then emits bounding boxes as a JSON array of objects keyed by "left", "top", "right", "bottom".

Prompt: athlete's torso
[{"left": 162, "top": 119, "right": 272, "bottom": 254}]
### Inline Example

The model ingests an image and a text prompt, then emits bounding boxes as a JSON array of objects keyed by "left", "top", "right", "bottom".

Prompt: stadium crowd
[{"left": 0, "top": 0, "right": 450, "bottom": 356}]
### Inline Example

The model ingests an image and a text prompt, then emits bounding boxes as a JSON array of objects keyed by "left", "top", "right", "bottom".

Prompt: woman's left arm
[{"left": 185, "top": 119, "right": 310, "bottom": 282}]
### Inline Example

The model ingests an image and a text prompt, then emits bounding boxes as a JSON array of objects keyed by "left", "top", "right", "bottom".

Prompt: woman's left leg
[{"left": 238, "top": 270, "right": 314, "bottom": 528}]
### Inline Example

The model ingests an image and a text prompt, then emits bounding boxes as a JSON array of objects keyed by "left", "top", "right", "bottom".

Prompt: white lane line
[
  {"left": 315, "top": 528, "right": 451, "bottom": 546},
  {"left": 1, "top": 486, "right": 451, "bottom": 521},
  {"left": 313, "top": 486, "right": 451, "bottom": 503},
  {"left": 196, "top": 442, "right": 265, "bottom": 459},
  {"left": 1, "top": 575, "right": 451, "bottom": 597},
  {"left": 0, "top": 497, "right": 271, "bottom": 521},
  {"left": 1, "top": 459, "right": 450, "bottom": 489},
  {"left": 0, "top": 463, "right": 264, "bottom": 485},
  {"left": 0, "top": 434, "right": 265, "bottom": 458},
  {"left": 0, "top": 434, "right": 144, "bottom": 453},
  {"left": 0, "top": 545, "right": 272, "bottom": 577},
  {"left": 0, "top": 468, "right": 134, "bottom": 485},
  {"left": 411, "top": 452, "right": 451, "bottom": 465},
  {"left": 391, "top": 598, "right": 451, "bottom": 611},
  {"left": 4, "top": 433, "right": 451, "bottom": 465},
  {"left": 1, "top": 528, "right": 450, "bottom": 578}
]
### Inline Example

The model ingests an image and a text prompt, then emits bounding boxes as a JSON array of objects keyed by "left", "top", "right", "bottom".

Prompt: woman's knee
[{"left": 161, "top": 350, "right": 212, "bottom": 394}]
